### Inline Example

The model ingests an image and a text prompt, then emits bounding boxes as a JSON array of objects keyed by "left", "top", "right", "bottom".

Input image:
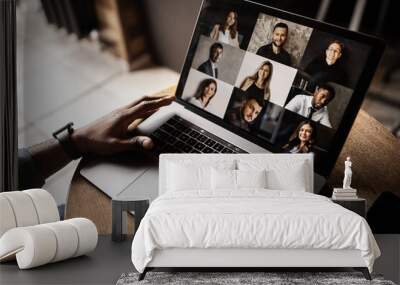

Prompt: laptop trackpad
[
  {"left": 116, "top": 166, "right": 159, "bottom": 202},
  {"left": 80, "top": 153, "right": 157, "bottom": 198}
]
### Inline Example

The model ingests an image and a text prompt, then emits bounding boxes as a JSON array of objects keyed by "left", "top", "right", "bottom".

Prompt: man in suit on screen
[{"left": 198, "top": 42, "right": 224, "bottom": 78}]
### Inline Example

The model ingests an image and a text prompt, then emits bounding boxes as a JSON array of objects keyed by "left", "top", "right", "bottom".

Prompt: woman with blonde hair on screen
[
  {"left": 210, "top": 11, "right": 240, "bottom": 47},
  {"left": 240, "top": 60, "right": 273, "bottom": 102}
]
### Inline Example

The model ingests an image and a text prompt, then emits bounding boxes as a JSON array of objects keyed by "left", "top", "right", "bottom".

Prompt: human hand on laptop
[
  {"left": 19, "top": 94, "right": 174, "bottom": 189},
  {"left": 72, "top": 94, "right": 175, "bottom": 156}
]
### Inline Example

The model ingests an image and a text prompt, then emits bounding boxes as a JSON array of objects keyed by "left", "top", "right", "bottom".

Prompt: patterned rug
[{"left": 116, "top": 271, "right": 396, "bottom": 285}]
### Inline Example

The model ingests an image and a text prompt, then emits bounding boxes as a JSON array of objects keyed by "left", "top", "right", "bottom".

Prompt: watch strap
[{"left": 52, "top": 122, "right": 82, "bottom": 160}]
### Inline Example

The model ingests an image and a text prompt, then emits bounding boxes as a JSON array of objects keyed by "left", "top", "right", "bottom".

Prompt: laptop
[{"left": 81, "top": 0, "right": 384, "bottom": 199}]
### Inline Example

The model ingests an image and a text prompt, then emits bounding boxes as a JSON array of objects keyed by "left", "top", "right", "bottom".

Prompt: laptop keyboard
[{"left": 150, "top": 115, "right": 246, "bottom": 154}]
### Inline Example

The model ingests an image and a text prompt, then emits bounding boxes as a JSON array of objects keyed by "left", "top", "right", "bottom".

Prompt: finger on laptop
[
  {"left": 123, "top": 93, "right": 175, "bottom": 110},
  {"left": 122, "top": 95, "right": 152, "bottom": 110},
  {"left": 127, "top": 108, "right": 160, "bottom": 132},
  {"left": 112, "top": 136, "right": 154, "bottom": 152},
  {"left": 123, "top": 95, "right": 174, "bottom": 120}
]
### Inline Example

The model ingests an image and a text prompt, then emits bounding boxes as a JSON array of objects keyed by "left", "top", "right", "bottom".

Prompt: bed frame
[
  {"left": 139, "top": 248, "right": 371, "bottom": 280},
  {"left": 137, "top": 154, "right": 372, "bottom": 281}
]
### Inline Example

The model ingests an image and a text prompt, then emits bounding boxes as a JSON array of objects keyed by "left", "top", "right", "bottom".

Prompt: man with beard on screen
[
  {"left": 256, "top": 22, "right": 292, "bottom": 66},
  {"left": 226, "top": 95, "right": 264, "bottom": 132}
]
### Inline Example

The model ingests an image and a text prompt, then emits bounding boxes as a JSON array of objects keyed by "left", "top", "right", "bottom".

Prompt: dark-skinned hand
[{"left": 71, "top": 94, "right": 175, "bottom": 155}]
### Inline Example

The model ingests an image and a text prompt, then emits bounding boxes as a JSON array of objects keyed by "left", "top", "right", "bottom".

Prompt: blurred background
[{"left": 16, "top": 0, "right": 399, "bottom": 205}]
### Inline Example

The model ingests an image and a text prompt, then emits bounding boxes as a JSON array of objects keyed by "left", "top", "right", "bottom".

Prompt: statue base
[
  {"left": 332, "top": 188, "right": 358, "bottom": 199},
  {"left": 334, "top": 187, "right": 357, "bottom": 192}
]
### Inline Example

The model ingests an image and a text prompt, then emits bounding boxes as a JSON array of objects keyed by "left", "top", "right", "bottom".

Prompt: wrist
[
  {"left": 52, "top": 123, "right": 83, "bottom": 160},
  {"left": 71, "top": 129, "right": 87, "bottom": 155}
]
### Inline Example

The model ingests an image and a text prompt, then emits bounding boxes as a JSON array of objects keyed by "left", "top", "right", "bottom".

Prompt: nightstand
[
  {"left": 112, "top": 198, "right": 149, "bottom": 242},
  {"left": 331, "top": 198, "right": 366, "bottom": 218}
]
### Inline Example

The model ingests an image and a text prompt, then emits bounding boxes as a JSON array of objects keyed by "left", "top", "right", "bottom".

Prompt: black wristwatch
[{"left": 52, "top": 122, "right": 82, "bottom": 160}]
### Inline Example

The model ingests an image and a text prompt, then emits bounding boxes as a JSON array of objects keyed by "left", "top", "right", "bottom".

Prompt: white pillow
[
  {"left": 211, "top": 169, "right": 236, "bottom": 190},
  {"left": 236, "top": 169, "right": 267, "bottom": 189},
  {"left": 166, "top": 159, "right": 236, "bottom": 191},
  {"left": 238, "top": 159, "right": 309, "bottom": 192},
  {"left": 211, "top": 169, "right": 267, "bottom": 190},
  {"left": 167, "top": 163, "right": 211, "bottom": 191},
  {"left": 266, "top": 165, "right": 307, "bottom": 192}
]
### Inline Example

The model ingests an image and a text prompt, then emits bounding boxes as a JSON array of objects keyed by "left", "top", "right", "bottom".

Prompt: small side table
[
  {"left": 111, "top": 167, "right": 159, "bottom": 242},
  {"left": 112, "top": 198, "right": 149, "bottom": 242},
  {"left": 331, "top": 198, "right": 366, "bottom": 218}
]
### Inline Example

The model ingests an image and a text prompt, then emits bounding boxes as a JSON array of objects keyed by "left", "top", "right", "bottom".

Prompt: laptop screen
[{"left": 175, "top": 0, "right": 384, "bottom": 176}]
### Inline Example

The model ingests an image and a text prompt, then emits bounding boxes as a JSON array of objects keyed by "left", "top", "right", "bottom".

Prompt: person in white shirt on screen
[
  {"left": 188, "top": 78, "right": 217, "bottom": 109},
  {"left": 285, "top": 84, "right": 335, "bottom": 128},
  {"left": 210, "top": 11, "right": 240, "bottom": 47}
]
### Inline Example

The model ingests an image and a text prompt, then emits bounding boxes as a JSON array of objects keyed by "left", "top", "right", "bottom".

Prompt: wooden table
[{"left": 65, "top": 86, "right": 400, "bottom": 234}]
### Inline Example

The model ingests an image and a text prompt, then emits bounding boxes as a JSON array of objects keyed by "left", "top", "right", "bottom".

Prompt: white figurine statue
[{"left": 343, "top": 156, "right": 353, "bottom": 189}]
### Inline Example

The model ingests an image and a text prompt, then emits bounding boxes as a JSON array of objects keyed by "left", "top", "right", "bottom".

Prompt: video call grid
[{"left": 178, "top": 1, "right": 371, "bottom": 167}]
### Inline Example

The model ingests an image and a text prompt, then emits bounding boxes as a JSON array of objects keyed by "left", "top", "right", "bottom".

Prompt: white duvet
[{"left": 131, "top": 190, "right": 380, "bottom": 273}]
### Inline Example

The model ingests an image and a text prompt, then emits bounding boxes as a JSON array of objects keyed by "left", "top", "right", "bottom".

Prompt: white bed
[{"left": 131, "top": 154, "right": 380, "bottom": 280}]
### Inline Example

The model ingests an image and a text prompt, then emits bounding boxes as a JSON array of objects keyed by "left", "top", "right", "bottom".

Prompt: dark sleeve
[
  {"left": 225, "top": 109, "right": 235, "bottom": 123},
  {"left": 338, "top": 66, "right": 348, "bottom": 85},
  {"left": 286, "top": 53, "right": 292, "bottom": 66},
  {"left": 304, "top": 57, "right": 319, "bottom": 74},
  {"left": 18, "top": 148, "right": 45, "bottom": 190},
  {"left": 197, "top": 62, "right": 204, "bottom": 72},
  {"left": 256, "top": 46, "right": 264, "bottom": 56},
  {"left": 198, "top": 62, "right": 206, "bottom": 73}
]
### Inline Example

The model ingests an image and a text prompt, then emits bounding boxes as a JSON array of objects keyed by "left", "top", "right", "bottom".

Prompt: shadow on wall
[{"left": 143, "top": 0, "right": 203, "bottom": 72}]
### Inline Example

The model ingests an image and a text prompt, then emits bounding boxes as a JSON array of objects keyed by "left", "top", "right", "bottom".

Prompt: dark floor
[{"left": 1, "top": 235, "right": 399, "bottom": 285}]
